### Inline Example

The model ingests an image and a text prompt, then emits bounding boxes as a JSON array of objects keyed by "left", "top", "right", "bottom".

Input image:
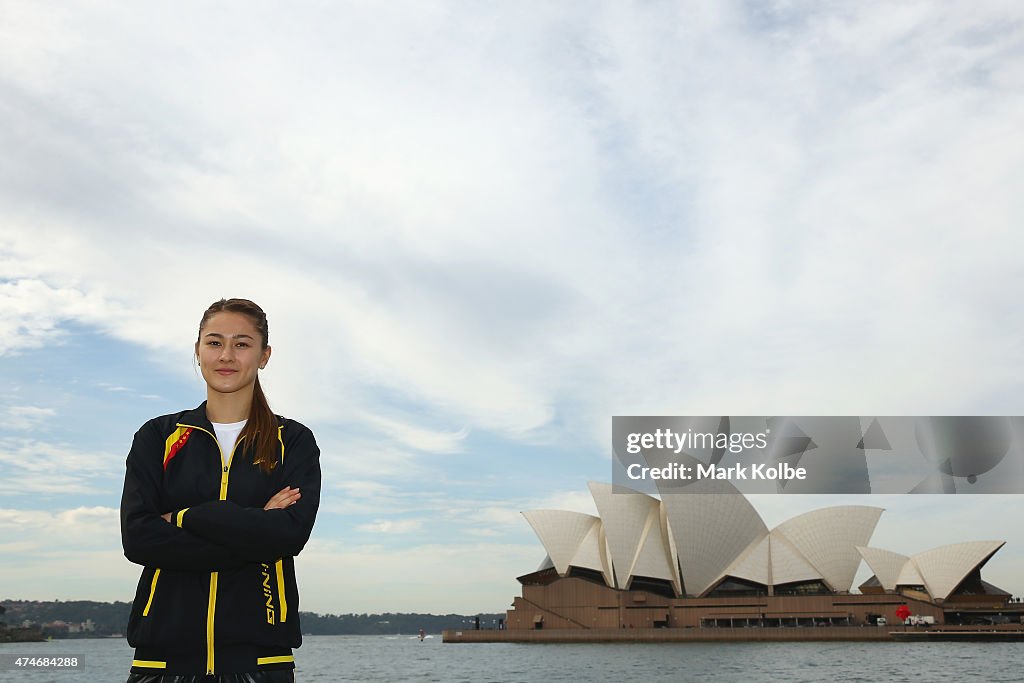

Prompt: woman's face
[{"left": 195, "top": 311, "right": 272, "bottom": 398}]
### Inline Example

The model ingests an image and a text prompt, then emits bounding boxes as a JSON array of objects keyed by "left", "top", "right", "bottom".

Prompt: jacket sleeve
[
  {"left": 176, "top": 424, "right": 321, "bottom": 562},
  {"left": 120, "top": 420, "right": 245, "bottom": 572}
]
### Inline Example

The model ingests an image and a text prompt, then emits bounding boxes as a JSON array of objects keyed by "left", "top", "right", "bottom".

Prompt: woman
[{"left": 120, "top": 298, "right": 321, "bottom": 683}]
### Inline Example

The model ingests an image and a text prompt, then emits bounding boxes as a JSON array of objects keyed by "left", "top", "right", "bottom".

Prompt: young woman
[{"left": 120, "top": 298, "right": 321, "bottom": 683}]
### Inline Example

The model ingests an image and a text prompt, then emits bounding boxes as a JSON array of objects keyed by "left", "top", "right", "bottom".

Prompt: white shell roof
[
  {"left": 912, "top": 540, "right": 1005, "bottom": 600},
  {"left": 568, "top": 516, "right": 610, "bottom": 584},
  {"left": 661, "top": 486, "right": 769, "bottom": 596},
  {"left": 723, "top": 533, "right": 770, "bottom": 585},
  {"left": 774, "top": 506, "right": 883, "bottom": 592},
  {"left": 523, "top": 484, "right": 1006, "bottom": 603},
  {"left": 588, "top": 482, "right": 659, "bottom": 588},
  {"left": 770, "top": 532, "right": 824, "bottom": 585},
  {"left": 716, "top": 528, "right": 823, "bottom": 589},
  {"left": 896, "top": 559, "right": 926, "bottom": 587},
  {"left": 522, "top": 510, "right": 602, "bottom": 576},
  {"left": 629, "top": 509, "right": 676, "bottom": 586},
  {"left": 857, "top": 547, "right": 910, "bottom": 591}
]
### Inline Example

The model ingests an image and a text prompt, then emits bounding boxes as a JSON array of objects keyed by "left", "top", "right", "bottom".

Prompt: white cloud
[
  {"left": 0, "top": 279, "right": 123, "bottom": 356},
  {"left": 1, "top": 404, "right": 55, "bottom": 430},
  {"left": 0, "top": 1, "right": 1020, "bottom": 451},
  {"left": 0, "top": 506, "right": 137, "bottom": 601},
  {"left": 0, "top": 438, "right": 120, "bottom": 495},
  {"left": 333, "top": 480, "right": 397, "bottom": 499},
  {"left": 297, "top": 539, "right": 540, "bottom": 613},
  {"left": 355, "top": 519, "right": 425, "bottom": 535},
  {"left": 531, "top": 489, "right": 600, "bottom": 516},
  {"left": 317, "top": 432, "right": 431, "bottom": 481},
  {"left": 96, "top": 383, "right": 132, "bottom": 392},
  {"left": 0, "top": 506, "right": 120, "bottom": 556},
  {"left": 356, "top": 412, "right": 469, "bottom": 455},
  {"left": 1, "top": 0, "right": 1024, "bottom": 611}
]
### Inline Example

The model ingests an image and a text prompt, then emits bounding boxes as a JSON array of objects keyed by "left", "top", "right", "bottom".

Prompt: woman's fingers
[
  {"left": 264, "top": 486, "right": 301, "bottom": 510},
  {"left": 264, "top": 489, "right": 292, "bottom": 510}
]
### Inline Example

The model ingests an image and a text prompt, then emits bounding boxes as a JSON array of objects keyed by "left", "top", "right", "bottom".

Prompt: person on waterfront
[{"left": 120, "top": 298, "right": 321, "bottom": 683}]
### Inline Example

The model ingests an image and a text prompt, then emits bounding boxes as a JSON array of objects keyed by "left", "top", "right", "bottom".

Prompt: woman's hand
[
  {"left": 264, "top": 486, "right": 301, "bottom": 511},
  {"left": 160, "top": 512, "right": 171, "bottom": 523}
]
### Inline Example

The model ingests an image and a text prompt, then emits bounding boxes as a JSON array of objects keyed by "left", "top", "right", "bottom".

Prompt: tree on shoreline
[{"left": 1, "top": 600, "right": 504, "bottom": 637}]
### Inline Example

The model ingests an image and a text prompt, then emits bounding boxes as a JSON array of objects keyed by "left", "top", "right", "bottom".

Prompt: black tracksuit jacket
[{"left": 120, "top": 402, "right": 321, "bottom": 676}]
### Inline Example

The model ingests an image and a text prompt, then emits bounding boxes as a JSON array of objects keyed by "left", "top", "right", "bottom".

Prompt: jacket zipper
[
  {"left": 275, "top": 427, "right": 288, "bottom": 621},
  {"left": 178, "top": 422, "right": 240, "bottom": 675}
]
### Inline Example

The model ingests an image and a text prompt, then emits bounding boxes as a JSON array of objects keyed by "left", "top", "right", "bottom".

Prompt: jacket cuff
[{"left": 175, "top": 508, "right": 190, "bottom": 528}]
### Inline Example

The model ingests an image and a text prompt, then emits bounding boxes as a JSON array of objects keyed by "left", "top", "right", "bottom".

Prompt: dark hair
[{"left": 198, "top": 298, "right": 278, "bottom": 474}]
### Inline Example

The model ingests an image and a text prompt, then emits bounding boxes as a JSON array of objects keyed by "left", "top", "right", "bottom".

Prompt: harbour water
[{"left": 2, "top": 635, "right": 1024, "bottom": 682}]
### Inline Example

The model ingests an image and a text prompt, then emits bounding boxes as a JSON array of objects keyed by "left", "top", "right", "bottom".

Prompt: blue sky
[{"left": 2, "top": 1, "right": 1024, "bottom": 614}]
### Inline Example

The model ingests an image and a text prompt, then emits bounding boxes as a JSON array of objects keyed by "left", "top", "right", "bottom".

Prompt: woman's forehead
[{"left": 201, "top": 311, "right": 261, "bottom": 336}]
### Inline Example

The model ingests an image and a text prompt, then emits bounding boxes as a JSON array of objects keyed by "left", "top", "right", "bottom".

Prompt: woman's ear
[{"left": 260, "top": 345, "right": 272, "bottom": 370}]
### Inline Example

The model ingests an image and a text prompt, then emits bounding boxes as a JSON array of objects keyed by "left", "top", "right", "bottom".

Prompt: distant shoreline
[
  {"left": 1, "top": 600, "right": 503, "bottom": 638},
  {"left": 0, "top": 626, "right": 45, "bottom": 643}
]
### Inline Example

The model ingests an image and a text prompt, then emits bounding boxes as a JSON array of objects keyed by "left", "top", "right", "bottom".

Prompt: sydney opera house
[{"left": 499, "top": 482, "right": 1023, "bottom": 636}]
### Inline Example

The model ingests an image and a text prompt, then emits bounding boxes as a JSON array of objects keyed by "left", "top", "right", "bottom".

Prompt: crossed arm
[
  {"left": 159, "top": 486, "right": 301, "bottom": 522},
  {"left": 121, "top": 421, "right": 321, "bottom": 570}
]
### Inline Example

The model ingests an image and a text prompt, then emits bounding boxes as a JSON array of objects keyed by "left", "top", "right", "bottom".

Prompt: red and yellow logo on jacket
[{"left": 163, "top": 427, "right": 194, "bottom": 470}]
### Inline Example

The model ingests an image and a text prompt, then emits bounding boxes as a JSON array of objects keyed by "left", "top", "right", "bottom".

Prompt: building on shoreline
[{"left": 502, "top": 482, "right": 1023, "bottom": 632}]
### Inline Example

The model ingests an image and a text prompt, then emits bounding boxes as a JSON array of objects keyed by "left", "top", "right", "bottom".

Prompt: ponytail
[{"left": 243, "top": 377, "right": 279, "bottom": 473}]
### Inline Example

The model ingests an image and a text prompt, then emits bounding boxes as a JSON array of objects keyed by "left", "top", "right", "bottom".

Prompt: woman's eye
[{"left": 236, "top": 342, "right": 249, "bottom": 348}]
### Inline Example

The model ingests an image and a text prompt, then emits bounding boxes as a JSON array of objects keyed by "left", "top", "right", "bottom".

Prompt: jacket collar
[
  {"left": 179, "top": 401, "right": 283, "bottom": 430},
  {"left": 179, "top": 401, "right": 216, "bottom": 431}
]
